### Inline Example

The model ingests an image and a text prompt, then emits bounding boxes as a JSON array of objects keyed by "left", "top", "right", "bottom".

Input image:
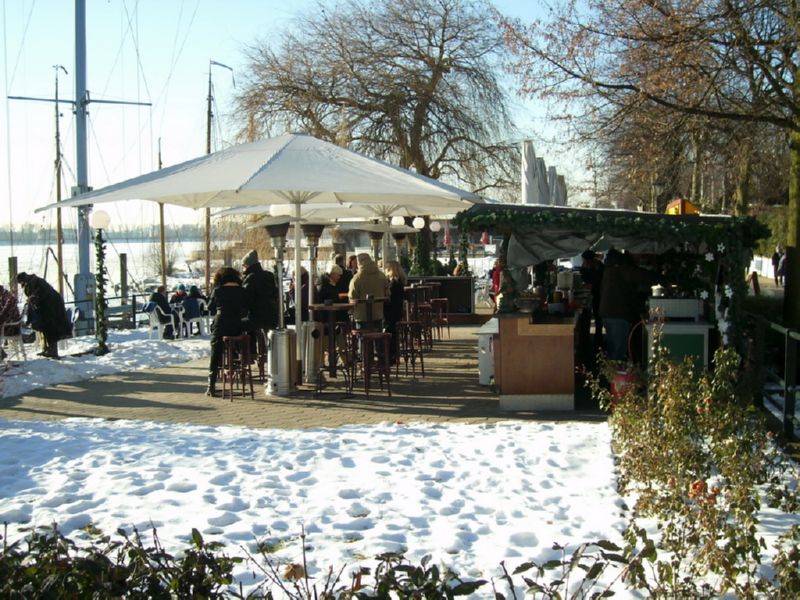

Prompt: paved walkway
[{"left": 0, "top": 325, "right": 604, "bottom": 430}]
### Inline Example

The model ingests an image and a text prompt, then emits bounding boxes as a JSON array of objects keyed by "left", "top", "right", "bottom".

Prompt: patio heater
[
  {"left": 392, "top": 232, "right": 407, "bottom": 261},
  {"left": 301, "top": 223, "right": 326, "bottom": 384},
  {"left": 263, "top": 219, "right": 297, "bottom": 396},
  {"left": 368, "top": 230, "right": 384, "bottom": 262}
]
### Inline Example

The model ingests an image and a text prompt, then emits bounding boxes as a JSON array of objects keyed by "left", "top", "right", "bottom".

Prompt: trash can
[
  {"left": 301, "top": 321, "right": 324, "bottom": 385},
  {"left": 267, "top": 329, "right": 297, "bottom": 396},
  {"left": 477, "top": 317, "right": 498, "bottom": 385}
]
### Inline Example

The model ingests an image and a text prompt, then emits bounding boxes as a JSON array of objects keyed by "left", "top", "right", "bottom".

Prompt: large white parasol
[{"left": 38, "top": 133, "right": 481, "bottom": 360}]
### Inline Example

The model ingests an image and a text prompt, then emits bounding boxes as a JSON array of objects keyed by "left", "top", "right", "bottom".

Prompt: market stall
[{"left": 453, "top": 203, "right": 768, "bottom": 410}]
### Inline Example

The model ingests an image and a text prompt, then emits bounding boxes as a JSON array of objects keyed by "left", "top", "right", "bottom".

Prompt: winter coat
[
  {"left": 384, "top": 279, "right": 405, "bottom": 324},
  {"left": 242, "top": 262, "right": 279, "bottom": 331},
  {"left": 20, "top": 274, "right": 71, "bottom": 339},
  {"left": 349, "top": 260, "right": 389, "bottom": 322},
  {"left": 208, "top": 284, "right": 246, "bottom": 340},
  {"left": 598, "top": 263, "right": 660, "bottom": 323},
  {"left": 0, "top": 287, "right": 21, "bottom": 335}
]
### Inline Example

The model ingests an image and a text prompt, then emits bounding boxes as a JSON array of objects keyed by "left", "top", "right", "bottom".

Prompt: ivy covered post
[
  {"left": 91, "top": 210, "right": 110, "bottom": 356},
  {"left": 410, "top": 216, "right": 432, "bottom": 276},
  {"left": 457, "top": 230, "right": 472, "bottom": 276}
]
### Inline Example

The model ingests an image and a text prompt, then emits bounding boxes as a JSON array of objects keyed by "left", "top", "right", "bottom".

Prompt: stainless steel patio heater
[
  {"left": 300, "top": 223, "right": 326, "bottom": 385},
  {"left": 263, "top": 219, "right": 296, "bottom": 396}
]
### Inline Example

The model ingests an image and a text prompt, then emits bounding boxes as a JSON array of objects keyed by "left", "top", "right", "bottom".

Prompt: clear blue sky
[{"left": 1, "top": 0, "right": 573, "bottom": 231}]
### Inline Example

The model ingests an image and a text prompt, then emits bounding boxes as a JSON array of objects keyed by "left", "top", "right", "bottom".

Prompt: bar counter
[{"left": 493, "top": 312, "right": 577, "bottom": 411}]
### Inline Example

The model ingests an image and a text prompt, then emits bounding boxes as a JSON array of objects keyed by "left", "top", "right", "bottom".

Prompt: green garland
[
  {"left": 94, "top": 230, "right": 109, "bottom": 356},
  {"left": 457, "top": 231, "right": 472, "bottom": 276},
  {"left": 453, "top": 205, "right": 769, "bottom": 351}
]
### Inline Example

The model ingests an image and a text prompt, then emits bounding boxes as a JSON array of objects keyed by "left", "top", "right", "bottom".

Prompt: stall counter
[{"left": 493, "top": 313, "right": 576, "bottom": 411}]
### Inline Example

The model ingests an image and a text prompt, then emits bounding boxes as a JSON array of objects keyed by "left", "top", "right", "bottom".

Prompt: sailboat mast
[
  {"left": 53, "top": 65, "right": 67, "bottom": 296},
  {"left": 158, "top": 138, "right": 166, "bottom": 289}
]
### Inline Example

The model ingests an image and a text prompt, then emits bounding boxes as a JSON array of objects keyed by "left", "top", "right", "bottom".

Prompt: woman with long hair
[
  {"left": 206, "top": 266, "right": 245, "bottom": 396},
  {"left": 383, "top": 259, "right": 407, "bottom": 364}
]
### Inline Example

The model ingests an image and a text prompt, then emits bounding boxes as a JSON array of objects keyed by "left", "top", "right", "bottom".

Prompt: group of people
[
  {"left": 313, "top": 253, "right": 407, "bottom": 364},
  {"left": 146, "top": 283, "right": 208, "bottom": 339},
  {"left": 201, "top": 250, "right": 408, "bottom": 396}
]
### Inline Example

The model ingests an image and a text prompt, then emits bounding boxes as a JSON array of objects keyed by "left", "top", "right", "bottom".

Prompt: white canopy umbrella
[{"left": 38, "top": 133, "right": 481, "bottom": 361}]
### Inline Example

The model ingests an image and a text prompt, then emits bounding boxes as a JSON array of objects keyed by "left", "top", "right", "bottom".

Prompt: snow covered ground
[
  {"left": 0, "top": 328, "right": 797, "bottom": 597},
  {"left": 0, "top": 418, "right": 624, "bottom": 595}
]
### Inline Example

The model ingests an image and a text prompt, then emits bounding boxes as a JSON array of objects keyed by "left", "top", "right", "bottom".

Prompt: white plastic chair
[
  {"left": 146, "top": 305, "right": 177, "bottom": 340},
  {"left": 474, "top": 280, "right": 494, "bottom": 309},
  {"left": 0, "top": 319, "right": 27, "bottom": 365}
]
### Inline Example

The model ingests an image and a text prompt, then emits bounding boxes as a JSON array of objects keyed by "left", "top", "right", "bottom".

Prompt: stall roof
[{"left": 453, "top": 203, "right": 768, "bottom": 267}]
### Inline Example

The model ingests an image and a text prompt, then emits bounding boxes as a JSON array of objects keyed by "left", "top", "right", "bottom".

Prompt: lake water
[
  {"left": 0, "top": 239, "right": 201, "bottom": 302},
  {"left": 2, "top": 238, "right": 496, "bottom": 303}
]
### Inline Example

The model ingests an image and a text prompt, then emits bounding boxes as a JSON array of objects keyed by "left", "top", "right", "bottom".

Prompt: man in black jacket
[{"left": 241, "top": 250, "right": 279, "bottom": 339}]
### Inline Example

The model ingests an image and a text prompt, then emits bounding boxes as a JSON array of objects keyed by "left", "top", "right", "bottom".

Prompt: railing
[
  {"left": 64, "top": 294, "right": 149, "bottom": 334},
  {"left": 743, "top": 312, "right": 798, "bottom": 438}
]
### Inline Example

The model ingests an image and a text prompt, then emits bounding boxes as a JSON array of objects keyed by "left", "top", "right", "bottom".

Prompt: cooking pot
[
  {"left": 552, "top": 290, "right": 564, "bottom": 303},
  {"left": 651, "top": 284, "right": 665, "bottom": 298}
]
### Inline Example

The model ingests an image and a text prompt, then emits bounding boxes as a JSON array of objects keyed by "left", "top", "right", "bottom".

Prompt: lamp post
[{"left": 90, "top": 209, "right": 110, "bottom": 356}]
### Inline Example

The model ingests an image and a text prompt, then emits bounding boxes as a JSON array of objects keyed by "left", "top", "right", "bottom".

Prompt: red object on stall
[
  {"left": 444, "top": 221, "right": 452, "bottom": 246},
  {"left": 610, "top": 368, "right": 638, "bottom": 399}
]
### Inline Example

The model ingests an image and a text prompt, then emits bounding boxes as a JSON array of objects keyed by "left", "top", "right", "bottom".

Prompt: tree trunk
[
  {"left": 784, "top": 128, "right": 800, "bottom": 327},
  {"left": 732, "top": 139, "right": 752, "bottom": 216}
]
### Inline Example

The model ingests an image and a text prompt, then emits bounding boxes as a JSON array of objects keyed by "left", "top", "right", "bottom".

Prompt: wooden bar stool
[
  {"left": 359, "top": 331, "right": 392, "bottom": 398},
  {"left": 219, "top": 334, "right": 255, "bottom": 401},
  {"left": 417, "top": 302, "right": 434, "bottom": 350},
  {"left": 396, "top": 320, "right": 425, "bottom": 379},
  {"left": 430, "top": 298, "right": 450, "bottom": 339}
]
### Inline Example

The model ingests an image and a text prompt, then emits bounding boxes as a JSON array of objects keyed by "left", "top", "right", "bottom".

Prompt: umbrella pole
[{"left": 294, "top": 202, "right": 303, "bottom": 375}]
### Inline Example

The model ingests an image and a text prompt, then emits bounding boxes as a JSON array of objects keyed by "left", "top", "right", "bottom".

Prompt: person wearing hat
[
  {"left": 241, "top": 249, "right": 279, "bottom": 337},
  {"left": 16, "top": 272, "right": 71, "bottom": 358},
  {"left": 169, "top": 283, "right": 187, "bottom": 305}
]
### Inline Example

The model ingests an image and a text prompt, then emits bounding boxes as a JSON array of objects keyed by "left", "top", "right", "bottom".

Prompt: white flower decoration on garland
[
  {"left": 705, "top": 252, "right": 715, "bottom": 262},
  {"left": 717, "top": 243, "right": 725, "bottom": 252},
  {"left": 724, "top": 285, "right": 734, "bottom": 298},
  {"left": 700, "top": 290, "right": 709, "bottom": 300}
]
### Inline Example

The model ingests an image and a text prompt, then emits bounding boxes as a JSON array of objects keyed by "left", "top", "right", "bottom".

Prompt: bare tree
[
  {"left": 502, "top": 0, "right": 800, "bottom": 322},
  {"left": 235, "top": 0, "right": 518, "bottom": 196}
]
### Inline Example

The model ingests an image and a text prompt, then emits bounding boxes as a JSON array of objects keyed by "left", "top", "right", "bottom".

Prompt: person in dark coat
[
  {"left": 772, "top": 245, "right": 783, "bottom": 286},
  {"left": 169, "top": 283, "right": 187, "bottom": 305},
  {"left": 580, "top": 249, "right": 605, "bottom": 350},
  {"left": 0, "top": 284, "right": 21, "bottom": 334},
  {"left": 334, "top": 254, "right": 353, "bottom": 296},
  {"left": 16, "top": 272, "right": 70, "bottom": 358},
  {"left": 598, "top": 250, "right": 661, "bottom": 363},
  {"left": 206, "top": 266, "right": 246, "bottom": 397},
  {"left": 241, "top": 250, "right": 279, "bottom": 333},
  {"left": 147, "top": 285, "right": 176, "bottom": 339}
]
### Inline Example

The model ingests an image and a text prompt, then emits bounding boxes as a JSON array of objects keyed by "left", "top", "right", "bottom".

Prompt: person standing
[
  {"left": 383, "top": 259, "right": 407, "bottom": 364},
  {"left": 349, "top": 253, "right": 389, "bottom": 330},
  {"left": 334, "top": 254, "right": 353, "bottom": 295},
  {"left": 580, "top": 250, "right": 605, "bottom": 350},
  {"left": 772, "top": 245, "right": 783, "bottom": 286},
  {"left": 598, "top": 250, "right": 661, "bottom": 363},
  {"left": 206, "top": 267, "right": 246, "bottom": 397},
  {"left": 0, "top": 285, "right": 22, "bottom": 360},
  {"left": 16, "top": 272, "right": 70, "bottom": 359},
  {"left": 241, "top": 250, "right": 279, "bottom": 337}
]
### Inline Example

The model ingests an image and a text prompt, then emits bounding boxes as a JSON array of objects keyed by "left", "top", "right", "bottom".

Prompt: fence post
[
  {"left": 783, "top": 332, "right": 796, "bottom": 437},
  {"left": 120, "top": 253, "right": 128, "bottom": 305},
  {"left": 8, "top": 256, "right": 18, "bottom": 292}
]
